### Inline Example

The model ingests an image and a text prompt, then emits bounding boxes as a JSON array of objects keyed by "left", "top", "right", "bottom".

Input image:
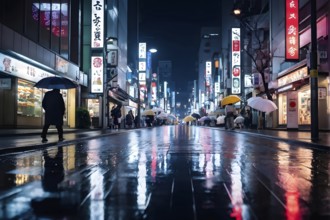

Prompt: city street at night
[{"left": 0, "top": 126, "right": 329, "bottom": 219}]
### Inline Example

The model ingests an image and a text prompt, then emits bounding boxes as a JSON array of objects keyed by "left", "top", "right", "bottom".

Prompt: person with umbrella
[
  {"left": 225, "top": 103, "right": 236, "bottom": 130},
  {"left": 41, "top": 89, "right": 65, "bottom": 143}
]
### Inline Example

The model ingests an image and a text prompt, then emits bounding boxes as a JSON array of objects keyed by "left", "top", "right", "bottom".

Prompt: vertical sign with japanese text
[
  {"left": 205, "top": 61, "right": 211, "bottom": 86},
  {"left": 91, "top": 0, "right": 104, "bottom": 48},
  {"left": 285, "top": 0, "right": 299, "bottom": 60},
  {"left": 139, "top": 43, "right": 147, "bottom": 101},
  {"left": 91, "top": 56, "right": 104, "bottom": 93},
  {"left": 231, "top": 28, "right": 241, "bottom": 94}
]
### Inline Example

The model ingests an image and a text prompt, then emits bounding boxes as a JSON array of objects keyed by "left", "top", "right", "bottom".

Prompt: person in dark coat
[
  {"left": 125, "top": 110, "right": 134, "bottom": 129},
  {"left": 41, "top": 89, "right": 65, "bottom": 142},
  {"left": 111, "top": 103, "right": 122, "bottom": 130}
]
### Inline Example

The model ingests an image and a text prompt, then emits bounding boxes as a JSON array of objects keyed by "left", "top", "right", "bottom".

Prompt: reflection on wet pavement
[{"left": 0, "top": 126, "right": 329, "bottom": 219}]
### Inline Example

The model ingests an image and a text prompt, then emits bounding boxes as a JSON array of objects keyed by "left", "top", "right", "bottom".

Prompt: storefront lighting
[{"left": 278, "top": 84, "right": 293, "bottom": 93}]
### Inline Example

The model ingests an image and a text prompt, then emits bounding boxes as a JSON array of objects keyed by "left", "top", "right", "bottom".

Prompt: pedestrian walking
[
  {"left": 134, "top": 114, "right": 139, "bottom": 128},
  {"left": 145, "top": 115, "right": 154, "bottom": 127},
  {"left": 244, "top": 109, "right": 252, "bottom": 128},
  {"left": 41, "top": 89, "right": 65, "bottom": 143},
  {"left": 125, "top": 110, "right": 134, "bottom": 129},
  {"left": 111, "top": 104, "right": 122, "bottom": 130},
  {"left": 257, "top": 111, "right": 264, "bottom": 129},
  {"left": 225, "top": 104, "right": 235, "bottom": 130}
]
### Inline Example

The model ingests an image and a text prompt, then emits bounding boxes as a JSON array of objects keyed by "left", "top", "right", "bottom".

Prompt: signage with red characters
[
  {"left": 231, "top": 28, "right": 241, "bottom": 94},
  {"left": 285, "top": 0, "right": 299, "bottom": 60}
]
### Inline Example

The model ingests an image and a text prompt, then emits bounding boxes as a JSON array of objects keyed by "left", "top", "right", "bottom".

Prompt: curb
[{"left": 0, "top": 129, "right": 129, "bottom": 155}]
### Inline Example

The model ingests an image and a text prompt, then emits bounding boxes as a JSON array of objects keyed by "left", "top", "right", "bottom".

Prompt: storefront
[
  {"left": 0, "top": 52, "right": 78, "bottom": 128},
  {"left": 276, "top": 63, "right": 330, "bottom": 130}
]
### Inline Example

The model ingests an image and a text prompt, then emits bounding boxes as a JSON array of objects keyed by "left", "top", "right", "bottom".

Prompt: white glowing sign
[
  {"left": 139, "top": 43, "right": 146, "bottom": 59},
  {"left": 0, "top": 53, "right": 54, "bottom": 82},
  {"left": 91, "top": 0, "right": 104, "bottom": 48},
  {"left": 91, "top": 56, "right": 104, "bottom": 93},
  {"left": 231, "top": 28, "right": 241, "bottom": 94}
]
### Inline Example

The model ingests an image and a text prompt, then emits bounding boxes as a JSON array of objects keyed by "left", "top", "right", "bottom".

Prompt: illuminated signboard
[
  {"left": 205, "top": 61, "right": 212, "bottom": 87},
  {"left": 151, "top": 82, "right": 157, "bottom": 101},
  {"left": 91, "top": 56, "right": 104, "bottom": 93},
  {"left": 231, "top": 28, "right": 241, "bottom": 94},
  {"left": 139, "top": 43, "right": 146, "bottom": 59},
  {"left": 91, "top": 0, "right": 104, "bottom": 48},
  {"left": 0, "top": 53, "right": 54, "bottom": 82},
  {"left": 285, "top": 0, "right": 299, "bottom": 60},
  {"left": 138, "top": 42, "right": 147, "bottom": 82}
]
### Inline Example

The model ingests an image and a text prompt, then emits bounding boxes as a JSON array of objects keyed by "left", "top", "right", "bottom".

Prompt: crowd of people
[
  {"left": 106, "top": 105, "right": 257, "bottom": 131},
  {"left": 108, "top": 107, "right": 171, "bottom": 129}
]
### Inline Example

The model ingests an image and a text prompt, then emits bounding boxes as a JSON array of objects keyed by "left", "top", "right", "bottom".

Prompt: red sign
[
  {"left": 232, "top": 40, "right": 240, "bottom": 52},
  {"left": 285, "top": 0, "right": 299, "bottom": 60}
]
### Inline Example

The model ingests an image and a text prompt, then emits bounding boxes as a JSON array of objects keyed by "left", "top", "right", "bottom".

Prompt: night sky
[{"left": 139, "top": 0, "right": 221, "bottom": 89}]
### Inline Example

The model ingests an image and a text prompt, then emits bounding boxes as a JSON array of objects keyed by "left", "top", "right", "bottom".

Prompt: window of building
[
  {"left": 298, "top": 87, "right": 311, "bottom": 125},
  {"left": 278, "top": 93, "right": 287, "bottom": 125},
  {"left": 17, "top": 79, "right": 42, "bottom": 118},
  {"left": 60, "top": 0, "right": 69, "bottom": 59}
]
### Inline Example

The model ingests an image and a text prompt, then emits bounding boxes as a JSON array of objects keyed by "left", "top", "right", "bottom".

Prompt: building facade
[
  {"left": 0, "top": 0, "right": 87, "bottom": 129},
  {"left": 271, "top": 0, "right": 330, "bottom": 130},
  {"left": 198, "top": 27, "right": 221, "bottom": 113}
]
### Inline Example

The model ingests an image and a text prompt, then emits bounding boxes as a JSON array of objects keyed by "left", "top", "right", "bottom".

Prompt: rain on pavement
[{"left": 0, "top": 126, "right": 329, "bottom": 219}]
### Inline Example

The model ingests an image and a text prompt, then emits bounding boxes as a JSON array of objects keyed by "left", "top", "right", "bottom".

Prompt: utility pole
[
  {"left": 310, "top": 0, "right": 319, "bottom": 141},
  {"left": 136, "top": 0, "right": 141, "bottom": 128}
]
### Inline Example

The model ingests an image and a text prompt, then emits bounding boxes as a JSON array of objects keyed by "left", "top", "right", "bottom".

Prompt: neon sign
[{"left": 285, "top": 0, "right": 299, "bottom": 60}]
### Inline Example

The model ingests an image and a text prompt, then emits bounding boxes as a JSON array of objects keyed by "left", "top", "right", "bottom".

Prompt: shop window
[
  {"left": 25, "top": 0, "right": 39, "bottom": 42},
  {"left": 88, "top": 99, "right": 100, "bottom": 118},
  {"left": 17, "top": 79, "right": 42, "bottom": 117},
  {"left": 278, "top": 93, "right": 287, "bottom": 124},
  {"left": 60, "top": 0, "right": 69, "bottom": 59},
  {"left": 298, "top": 88, "right": 311, "bottom": 125}
]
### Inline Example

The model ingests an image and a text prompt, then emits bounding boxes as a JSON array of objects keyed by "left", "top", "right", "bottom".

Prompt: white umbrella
[
  {"left": 247, "top": 97, "right": 278, "bottom": 113},
  {"left": 156, "top": 112, "right": 168, "bottom": 119},
  {"left": 198, "top": 116, "right": 210, "bottom": 122},
  {"left": 216, "top": 115, "right": 225, "bottom": 124},
  {"left": 167, "top": 114, "right": 177, "bottom": 120},
  {"left": 234, "top": 115, "right": 245, "bottom": 124}
]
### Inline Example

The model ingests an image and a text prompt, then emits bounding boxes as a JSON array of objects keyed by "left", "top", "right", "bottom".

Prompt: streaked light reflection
[
  {"left": 137, "top": 152, "right": 147, "bottom": 209},
  {"left": 89, "top": 168, "right": 105, "bottom": 220}
]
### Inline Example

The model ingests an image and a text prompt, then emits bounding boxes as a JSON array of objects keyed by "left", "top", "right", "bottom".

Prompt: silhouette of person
[{"left": 41, "top": 89, "right": 65, "bottom": 142}]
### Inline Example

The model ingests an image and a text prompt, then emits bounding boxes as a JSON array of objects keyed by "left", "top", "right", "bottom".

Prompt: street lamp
[
  {"left": 233, "top": 8, "right": 241, "bottom": 15},
  {"left": 149, "top": 48, "right": 157, "bottom": 53}
]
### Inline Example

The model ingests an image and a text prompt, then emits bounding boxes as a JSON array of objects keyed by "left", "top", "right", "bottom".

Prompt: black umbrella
[
  {"left": 191, "top": 113, "right": 201, "bottom": 119},
  {"left": 34, "top": 76, "right": 78, "bottom": 89}
]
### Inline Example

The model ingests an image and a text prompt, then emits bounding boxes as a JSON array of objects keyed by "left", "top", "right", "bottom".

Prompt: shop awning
[{"left": 108, "top": 86, "right": 139, "bottom": 105}]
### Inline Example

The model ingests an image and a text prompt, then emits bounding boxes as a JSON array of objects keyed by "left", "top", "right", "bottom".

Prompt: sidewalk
[
  {"left": 236, "top": 128, "right": 330, "bottom": 149},
  {"left": 0, "top": 127, "right": 329, "bottom": 154}
]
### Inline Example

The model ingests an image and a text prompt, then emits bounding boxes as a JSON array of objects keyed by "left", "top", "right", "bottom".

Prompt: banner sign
[
  {"left": 231, "top": 28, "right": 241, "bottom": 94},
  {"left": 91, "top": 56, "right": 104, "bottom": 93},
  {"left": 285, "top": 0, "right": 299, "bottom": 60},
  {"left": 91, "top": 0, "right": 104, "bottom": 48},
  {"left": 0, "top": 53, "right": 53, "bottom": 82}
]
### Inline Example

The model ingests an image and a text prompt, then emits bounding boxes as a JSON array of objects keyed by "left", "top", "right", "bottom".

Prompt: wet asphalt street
[{"left": 0, "top": 125, "right": 329, "bottom": 220}]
